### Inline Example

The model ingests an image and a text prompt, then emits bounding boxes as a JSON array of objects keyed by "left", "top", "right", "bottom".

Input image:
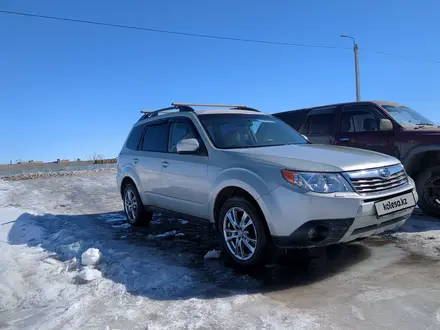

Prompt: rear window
[
  {"left": 141, "top": 122, "right": 169, "bottom": 152},
  {"left": 125, "top": 124, "right": 145, "bottom": 150},
  {"left": 300, "top": 107, "right": 336, "bottom": 134}
]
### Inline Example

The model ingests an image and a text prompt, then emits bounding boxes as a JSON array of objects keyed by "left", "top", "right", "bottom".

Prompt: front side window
[
  {"left": 342, "top": 105, "right": 384, "bottom": 133},
  {"left": 168, "top": 121, "right": 197, "bottom": 153},
  {"left": 300, "top": 107, "right": 336, "bottom": 135},
  {"left": 198, "top": 114, "right": 307, "bottom": 149},
  {"left": 141, "top": 122, "right": 169, "bottom": 152},
  {"left": 382, "top": 105, "right": 436, "bottom": 128}
]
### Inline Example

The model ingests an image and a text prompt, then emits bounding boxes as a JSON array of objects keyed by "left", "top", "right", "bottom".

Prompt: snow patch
[
  {"left": 102, "top": 213, "right": 127, "bottom": 223},
  {"left": 148, "top": 230, "right": 177, "bottom": 239},
  {"left": 79, "top": 267, "right": 102, "bottom": 281},
  {"left": 391, "top": 230, "right": 440, "bottom": 260},
  {"left": 204, "top": 249, "right": 221, "bottom": 260},
  {"left": 112, "top": 223, "right": 131, "bottom": 229},
  {"left": 81, "top": 248, "right": 102, "bottom": 266}
]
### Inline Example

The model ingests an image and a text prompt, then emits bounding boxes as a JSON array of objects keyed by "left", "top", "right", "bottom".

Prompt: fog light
[{"left": 308, "top": 227, "right": 318, "bottom": 239}]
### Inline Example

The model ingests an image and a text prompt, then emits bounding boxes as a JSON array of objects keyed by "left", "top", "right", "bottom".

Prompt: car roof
[
  {"left": 278, "top": 100, "right": 405, "bottom": 114},
  {"left": 194, "top": 109, "right": 267, "bottom": 115}
]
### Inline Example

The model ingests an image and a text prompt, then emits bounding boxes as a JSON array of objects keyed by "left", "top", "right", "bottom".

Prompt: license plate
[{"left": 375, "top": 192, "right": 416, "bottom": 217}]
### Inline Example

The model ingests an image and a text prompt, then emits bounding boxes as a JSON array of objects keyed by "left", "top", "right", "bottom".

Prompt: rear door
[
  {"left": 299, "top": 106, "right": 338, "bottom": 144},
  {"left": 136, "top": 119, "right": 170, "bottom": 208},
  {"left": 160, "top": 117, "right": 210, "bottom": 219},
  {"left": 335, "top": 104, "right": 396, "bottom": 156}
]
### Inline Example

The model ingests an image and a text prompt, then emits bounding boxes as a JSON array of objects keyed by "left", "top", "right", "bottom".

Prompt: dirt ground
[{"left": 1, "top": 171, "right": 440, "bottom": 329}]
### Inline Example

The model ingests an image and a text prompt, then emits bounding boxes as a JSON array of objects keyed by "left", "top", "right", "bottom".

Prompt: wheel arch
[
  {"left": 211, "top": 183, "right": 272, "bottom": 238},
  {"left": 403, "top": 146, "right": 440, "bottom": 178},
  {"left": 118, "top": 166, "right": 145, "bottom": 204}
]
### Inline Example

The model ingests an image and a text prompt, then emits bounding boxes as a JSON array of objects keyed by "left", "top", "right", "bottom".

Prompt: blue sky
[{"left": 1, "top": 0, "right": 439, "bottom": 163}]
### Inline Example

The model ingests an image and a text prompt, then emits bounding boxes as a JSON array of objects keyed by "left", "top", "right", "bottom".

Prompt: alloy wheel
[
  {"left": 223, "top": 207, "right": 258, "bottom": 261},
  {"left": 124, "top": 189, "right": 138, "bottom": 221}
]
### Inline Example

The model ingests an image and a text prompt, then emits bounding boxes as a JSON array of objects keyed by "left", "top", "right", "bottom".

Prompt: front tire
[
  {"left": 218, "top": 197, "right": 268, "bottom": 267},
  {"left": 416, "top": 166, "right": 440, "bottom": 218},
  {"left": 123, "top": 184, "right": 152, "bottom": 226}
]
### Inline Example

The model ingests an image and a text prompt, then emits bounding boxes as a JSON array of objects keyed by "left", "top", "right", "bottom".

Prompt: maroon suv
[{"left": 274, "top": 101, "right": 440, "bottom": 218}]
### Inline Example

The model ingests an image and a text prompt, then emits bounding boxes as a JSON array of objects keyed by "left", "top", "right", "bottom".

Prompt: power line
[
  {"left": 0, "top": 10, "right": 343, "bottom": 50},
  {"left": 1, "top": 10, "right": 439, "bottom": 64},
  {"left": 360, "top": 48, "right": 440, "bottom": 64}
]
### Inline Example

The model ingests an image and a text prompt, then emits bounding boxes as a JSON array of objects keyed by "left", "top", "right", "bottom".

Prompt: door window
[
  {"left": 168, "top": 121, "right": 198, "bottom": 153},
  {"left": 141, "top": 122, "right": 169, "bottom": 152},
  {"left": 300, "top": 107, "right": 336, "bottom": 135},
  {"left": 342, "top": 105, "right": 385, "bottom": 133}
]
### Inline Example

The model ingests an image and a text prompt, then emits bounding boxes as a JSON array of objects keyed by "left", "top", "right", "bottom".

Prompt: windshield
[
  {"left": 382, "top": 105, "right": 436, "bottom": 128},
  {"left": 198, "top": 114, "right": 307, "bottom": 149}
]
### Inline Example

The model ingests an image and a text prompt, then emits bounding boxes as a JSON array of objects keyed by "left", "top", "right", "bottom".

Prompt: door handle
[
  {"left": 133, "top": 158, "right": 139, "bottom": 164},
  {"left": 161, "top": 161, "right": 170, "bottom": 168},
  {"left": 339, "top": 138, "right": 350, "bottom": 142}
]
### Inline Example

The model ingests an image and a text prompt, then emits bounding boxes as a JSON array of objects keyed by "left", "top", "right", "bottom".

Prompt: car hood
[{"left": 224, "top": 144, "right": 400, "bottom": 172}]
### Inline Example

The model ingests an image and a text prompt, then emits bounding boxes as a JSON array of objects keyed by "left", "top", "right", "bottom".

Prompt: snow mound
[
  {"left": 81, "top": 248, "right": 102, "bottom": 266},
  {"left": 392, "top": 230, "right": 440, "bottom": 260},
  {"left": 79, "top": 267, "right": 102, "bottom": 281},
  {"left": 204, "top": 249, "right": 221, "bottom": 260}
]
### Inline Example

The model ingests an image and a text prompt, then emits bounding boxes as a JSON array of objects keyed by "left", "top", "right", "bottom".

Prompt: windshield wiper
[{"left": 414, "top": 123, "right": 435, "bottom": 129}]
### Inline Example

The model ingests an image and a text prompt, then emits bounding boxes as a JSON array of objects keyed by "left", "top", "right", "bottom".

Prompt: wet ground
[{"left": 1, "top": 171, "right": 440, "bottom": 329}]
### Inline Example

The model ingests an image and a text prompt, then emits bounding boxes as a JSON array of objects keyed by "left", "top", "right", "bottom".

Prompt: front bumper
[{"left": 260, "top": 182, "right": 418, "bottom": 249}]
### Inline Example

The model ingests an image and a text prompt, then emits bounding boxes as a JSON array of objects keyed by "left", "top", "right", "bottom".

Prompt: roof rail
[
  {"left": 139, "top": 104, "right": 195, "bottom": 120},
  {"left": 172, "top": 103, "right": 260, "bottom": 112},
  {"left": 138, "top": 103, "right": 260, "bottom": 122}
]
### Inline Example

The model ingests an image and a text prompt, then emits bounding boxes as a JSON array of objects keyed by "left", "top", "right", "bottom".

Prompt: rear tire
[
  {"left": 123, "top": 184, "right": 152, "bottom": 226},
  {"left": 218, "top": 197, "right": 269, "bottom": 267},
  {"left": 416, "top": 166, "right": 440, "bottom": 218}
]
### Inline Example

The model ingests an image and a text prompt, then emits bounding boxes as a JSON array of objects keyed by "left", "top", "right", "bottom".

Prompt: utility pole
[{"left": 341, "top": 35, "right": 360, "bottom": 102}]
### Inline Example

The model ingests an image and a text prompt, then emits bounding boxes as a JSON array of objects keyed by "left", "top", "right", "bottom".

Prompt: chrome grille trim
[{"left": 345, "top": 164, "right": 409, "bottom": 194}]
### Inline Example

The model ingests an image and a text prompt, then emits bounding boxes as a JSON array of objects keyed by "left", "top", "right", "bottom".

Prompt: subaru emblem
[{"left": 379, "top": 168, "right": 391, "bottom": 178}]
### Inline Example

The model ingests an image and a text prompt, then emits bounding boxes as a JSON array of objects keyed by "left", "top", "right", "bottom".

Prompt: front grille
[{"left": 346, "top": 164, "right": 409, "bottom": 194}]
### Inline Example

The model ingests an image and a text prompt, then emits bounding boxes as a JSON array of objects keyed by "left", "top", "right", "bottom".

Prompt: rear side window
[
  {"left": 300, "top": 107, "right": 336, "bottom": 134},
  {"left": 141, "top": 122, "right": 169, "bottom": 152},
  {"left": 125, "top": 124, "right": 145, "bottom": 150}
]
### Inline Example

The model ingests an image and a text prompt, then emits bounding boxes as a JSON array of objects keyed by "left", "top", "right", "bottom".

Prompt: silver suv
[{"left": 117, "top": 103, "right": 418, "bottom": 266}]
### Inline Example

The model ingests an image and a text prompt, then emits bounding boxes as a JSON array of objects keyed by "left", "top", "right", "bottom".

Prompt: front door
[
  {"left": 160, "top": 117, "right": 210, "bottom": 219},
  {"left": 335, "top": 104, "right": 396, "bottom": 157}
]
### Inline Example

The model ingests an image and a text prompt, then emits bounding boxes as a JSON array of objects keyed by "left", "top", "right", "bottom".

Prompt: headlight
[{"left": 282, "top": 170, "right": 353, "bottom": 193}]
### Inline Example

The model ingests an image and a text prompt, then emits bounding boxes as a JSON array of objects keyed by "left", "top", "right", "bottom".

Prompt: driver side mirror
[
  {"left": 380, "top": 119, "right": 393, "bottom": 131},
  {"left": 176, "top": 138, "right": 200, "bottom": 154}
]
